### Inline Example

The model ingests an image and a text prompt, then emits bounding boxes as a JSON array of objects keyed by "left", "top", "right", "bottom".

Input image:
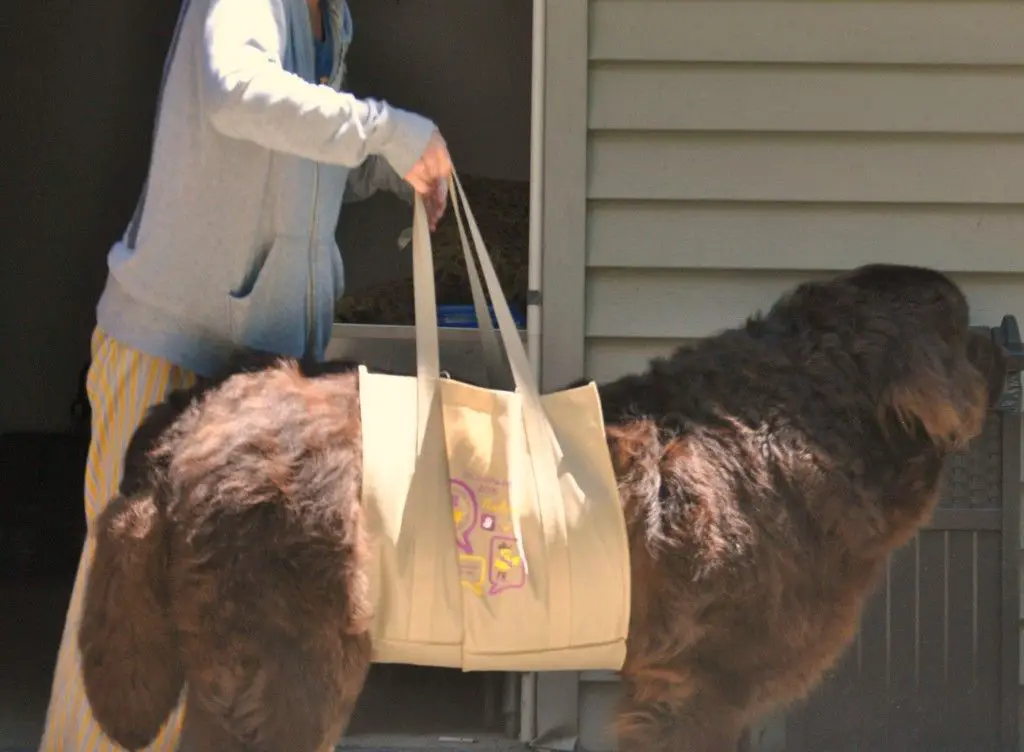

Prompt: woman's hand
[
  {"left": 422, "top": 178, "right": 448, "bottom": 231},
  {"left": 404, "top": 130, "right": 452, "bottom": 230}
]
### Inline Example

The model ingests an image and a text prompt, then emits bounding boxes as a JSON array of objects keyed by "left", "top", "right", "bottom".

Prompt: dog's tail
[{"left": 78, "top": 490, "right": 184, "bottom": 751}]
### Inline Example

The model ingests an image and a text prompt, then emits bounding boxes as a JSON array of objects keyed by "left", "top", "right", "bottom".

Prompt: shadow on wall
[{"left": 0, "top": 0, "right": 182, "bottom": 433}]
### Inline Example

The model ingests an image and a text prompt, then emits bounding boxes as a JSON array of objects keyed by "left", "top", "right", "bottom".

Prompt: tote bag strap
[
  {"left": 411, "top": 187, "right": 505, "bottom": 409},
  {"left": 412, "top": 173, "right": 548, "bottom": 423},
  {"left": 412, "top": 194, "right": 440, "bottom": 453},
  {"left": 448, "top": 170, "right": 573, "bottom": 647},
  {"left": 449, "top": 181, "right": 507, "bottom": 389}
]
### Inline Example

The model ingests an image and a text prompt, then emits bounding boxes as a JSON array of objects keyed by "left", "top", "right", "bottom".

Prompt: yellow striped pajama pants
[{"left": 39, "top": 328, "right": 196, "bottom": 751}]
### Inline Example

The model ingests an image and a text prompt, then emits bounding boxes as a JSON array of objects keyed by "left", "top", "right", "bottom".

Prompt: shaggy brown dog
[{"left": 78, "top": 264, "right": 1008, "bottom": 752}]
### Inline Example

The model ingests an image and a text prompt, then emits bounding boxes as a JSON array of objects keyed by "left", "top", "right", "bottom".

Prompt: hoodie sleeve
[
  {"left": 199, "top": 0, "right": 435, "bottom": 179},
  {"left": 344, "top": 155, "right": 414, "bottom": 204}
]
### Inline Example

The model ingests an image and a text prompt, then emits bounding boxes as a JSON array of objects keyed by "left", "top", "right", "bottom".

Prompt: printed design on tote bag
[
  {"left": 450, "top": 479, "right": 478, "bottom": 554},
  {"left": 488, "top": 537, "right": 525, "bottom": 595},
  {"left": 450, "top": 477, "right": 526, "bottom": 597},
  {"left": 458, "top": 554, "right": 487, "bottom": 596}
]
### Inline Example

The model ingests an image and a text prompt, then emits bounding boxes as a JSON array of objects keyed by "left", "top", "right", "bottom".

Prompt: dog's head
[{"left": 774, "top": 264, "right": 1007, "bottom": 452}]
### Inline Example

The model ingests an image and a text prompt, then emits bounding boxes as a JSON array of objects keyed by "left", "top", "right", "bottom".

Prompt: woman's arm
[
  {"left": 199, "top": 0, "right": 433, "bottom": 179},
  {"left": 343, "top": 154, "right": 447, "bottom": 229}
]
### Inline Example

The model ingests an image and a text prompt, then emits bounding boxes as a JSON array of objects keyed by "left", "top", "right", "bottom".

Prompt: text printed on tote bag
[{"left": 450, "top": 477, "right": 527, "bottom": 597}]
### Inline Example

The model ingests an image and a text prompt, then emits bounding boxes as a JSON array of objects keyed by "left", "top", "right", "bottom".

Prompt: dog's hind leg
[
  {"left": 177, "top": 691, "right": 248, "bottom": 752},
  {"left": 180, "top": 630, "right": 372, "bottom": 752},
  {"left": 615, "top": 671, "right": 745, "bottom": 752}
]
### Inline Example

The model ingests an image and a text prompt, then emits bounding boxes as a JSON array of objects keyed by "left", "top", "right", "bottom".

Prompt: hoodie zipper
[
  {"left": 305, "top": 0, "right": 328, "bottom": 358},
  {"left": 306, "top": 164, "right": 320, "bottom": 357},
  {"left": 305, "top": 0, "right": 348, "bottom": 358},
  {"left": 327, "top": 0, "right": 347, "bottom": 89}
]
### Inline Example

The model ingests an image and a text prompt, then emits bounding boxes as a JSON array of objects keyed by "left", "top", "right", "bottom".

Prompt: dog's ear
[
  {"left": 880, "top": 335, "right": 989, "bottom": 451},
  {"left": 966, "top": 331, "right": 1009, "bottom": 410}
]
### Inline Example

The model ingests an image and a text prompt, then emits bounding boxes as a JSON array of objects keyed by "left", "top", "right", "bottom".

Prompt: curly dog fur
[{"left": 77, "top": 264, "right": 1008, "bottom": 752}]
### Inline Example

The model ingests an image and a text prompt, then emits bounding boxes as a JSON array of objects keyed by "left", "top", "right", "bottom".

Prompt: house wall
[
  {"left": 537, "top": 2, "right": 1024, "bottom": 750},
  {"left": 583, "top": 0, "right": 1024, "bottom": 385}
]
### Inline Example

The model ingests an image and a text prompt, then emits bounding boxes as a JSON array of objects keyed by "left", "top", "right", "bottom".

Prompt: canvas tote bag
[{"left": 358, "top": 170, "right": 631, "bottom": 672}]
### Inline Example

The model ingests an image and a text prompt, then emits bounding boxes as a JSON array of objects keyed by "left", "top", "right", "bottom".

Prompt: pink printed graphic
[
  {"left": 481, "top": 514, "right": 496, "bottom": 531},
  {"left": 488, "top": 536, "right": 526, "bottom": 595},
  {"left": 450, "top": 479, "right": 478, "bottom": 554}
]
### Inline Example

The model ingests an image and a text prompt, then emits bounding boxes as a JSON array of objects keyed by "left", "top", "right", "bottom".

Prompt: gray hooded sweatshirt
[{"left": 96, "top": 0, "right": 435, "bottom": 376}]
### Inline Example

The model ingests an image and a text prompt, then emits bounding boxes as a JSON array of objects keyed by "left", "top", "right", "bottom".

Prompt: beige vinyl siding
[
  {"left": 587, "top": 202, "right": 1024, "bottom": 272},
  {"left": 584, "top": 282, "right": 1024, "bottom": 390},
  {"left": 589, "top": 133, "right": 1024, "bottom": 203},
  {"left": 574, "top": 3, "right": 1024, "bottom": 750},
  {"left": 589, "top": 271, "right": 1024, "bottom": 340},
  {"left": 589, "top": 66, "right": 1024, "bottom": 134},
  {"left": 588, "top": 1, "right": 1024, "bottom": 65},
  {"left": 584, "top": 270, "right": 1024, "bottom": 383},
  {"left": 583, "top": 0, "right": 1024, "bottom": 387}
]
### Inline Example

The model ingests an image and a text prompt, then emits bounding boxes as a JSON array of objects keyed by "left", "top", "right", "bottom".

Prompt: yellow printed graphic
[
  {"left": 450, "top": 476, "right": 527, "bottom": 598},
  {"left": 458, "top": 555, "right": 486, "bottom": 596}
]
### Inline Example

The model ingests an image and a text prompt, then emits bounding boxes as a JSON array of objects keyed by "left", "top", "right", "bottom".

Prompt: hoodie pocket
[{"left": 226, "top": 236, "right": 309, "bottom": 356}]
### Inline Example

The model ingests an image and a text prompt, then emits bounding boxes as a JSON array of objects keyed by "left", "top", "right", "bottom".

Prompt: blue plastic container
[{"left": 436, "top": 303, "right": 526, "bottom": 330}]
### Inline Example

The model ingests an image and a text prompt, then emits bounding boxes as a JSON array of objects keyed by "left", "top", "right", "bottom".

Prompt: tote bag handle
[
  {"left": 412, "top": 173, "right": 572, "bottom": 621},
  {"left": 412, "top": 172, "right": 574, "bottom": 643},
  {"left": 445, "top": 171, "right": 573, "bottom": 643},
  {"left": 411, "top": 171, "right": 556, "bottom": 455}
]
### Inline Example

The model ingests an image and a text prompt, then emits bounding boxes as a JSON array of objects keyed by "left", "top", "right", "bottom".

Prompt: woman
[{"left": 40, "top": 0, "right": 452, "bottom": 748}]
